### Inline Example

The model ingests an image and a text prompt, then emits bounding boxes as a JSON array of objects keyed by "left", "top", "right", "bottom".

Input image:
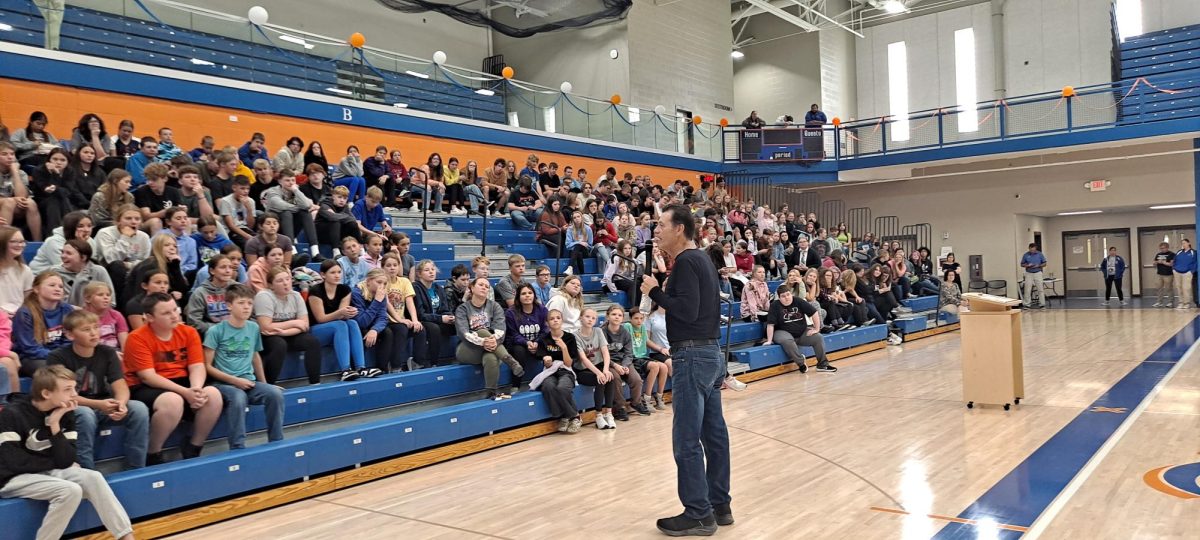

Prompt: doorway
[
  {"left": 1137, "top": 225, "right": 1192, "bottom": 298},
  {"left": 1062, "top": 229, "right": 1131, "bottom": 297}
]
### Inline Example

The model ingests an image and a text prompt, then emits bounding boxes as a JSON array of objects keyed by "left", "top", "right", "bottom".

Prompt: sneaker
[
  {"left": 604, "top": 412, "right": 617, "bottom": 428},
  {"left": 311, "top": 253, "right": 327, "bottom": 263},
  {"left": 486, "top": 390, "right": 505, "bottom": 401},
  {"left": 633, "top": 403, "right": 652, "bottom": 416},
  {"left": 180, "top": 442, "right": 204, "bottom": 460},
  {"left": 713, "top": 503, "right": 734, "bottom": 526},
  {"left": 1101, "top": 301, "right": 1109, "bottom": 306},
  {"left": 499, "top": 392, "right": 512, "bottom": 399},
  {"left": 613, "top": 408, "right": 630, "bottom": 422},
  {"left": 815, "top": 363, "right": 838, "bottom": 373},
  {"left": 656, "top": 513, "right": 718, "bottom": 537},
  {"left": 642, "top": 395, "right": 654, "bottom": 411},
  {"left": 1120, "top": 300, "right": 1127, "bottom": 305},
  {"left": 147, "top": 452, "right": 167, "bottom": 466},
  {"left": 653, "top": 393, "right": 666, "bottom": 410},
  {"left": 564, "top": 266, "right": 574, "bottom": 276},
  {"left": 557, "top": 418, "right": 570, "bottom": 432},
  {"left": 1152, "top": 302, "right": 1162, "bottom": 307},
  {"left": 725, "top": 375, "right": 747, "bottom": 391},
  {"left": 567, "top": 417, "right": 582, "bottom": 433},
  {"left": 837, "top": 324, "right": 853, "bottom": 332},
  {"left": 340, "top": 370, "right": 361, "bottom": 382},
  {"left": 359, "top": 367, "right": 383, "bottom": 378},
  {"left": 397, "top": 189, "right": 411, "bottom": 199},
  {"left": 1164, "top": 303, "right": 1174, "bottom": 308},
  {"left": 595, "top": 413, "right": 610, "bottom": 430},
  {"left": 863, "top": 318, "right": 878, "bottom": 326},
  {"left": 503, "top": 356, "right": 524, "bottom": 379},
  {"left": 796, "top": 361, "right": 808, "bottom": 374}
]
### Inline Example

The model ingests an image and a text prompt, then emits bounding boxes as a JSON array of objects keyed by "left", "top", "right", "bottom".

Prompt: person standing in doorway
[
  {"left": 1153, "top": 242, "right": 1176, "bottom": 307},
  {"left": 1173, "top": 239, "right": 1197, "bottom": 310},
  {"left": 1099, "top": 246, "right": 1126, "bottom": 306},
  {"left": 640, "top": 204, "right": 732, "bottom": 536},
  {"left": 1020, "top": 243, "right": 1047, "bottom": 308}
]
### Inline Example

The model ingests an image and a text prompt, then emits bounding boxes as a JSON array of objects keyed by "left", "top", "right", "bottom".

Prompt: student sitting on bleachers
[
  {"left": 177, "top": 165, "right": 215, "bottom": 227},
  {"left": 337, "top": 236, "right": 371, "bottom": 289},
  {"left": 0, "top": 141, "right": 44, "bottom": 241},
  {"left": 81, "top": 282, "right": 126, "bottom": 352},
  {"left": 315, "top": 185, "right": 360, "bottom": 255},
  {"left": 255, "top": 266, "right": 327, "bottom": 385},
  {"left": 375, "top": 254, "right": 420, "bottom": 373},
  {"left": 192, "top": 243, "right": 246, "bottom": 291},
  {"left": 455, "top": 277, "right": 522, "bottom": 401},
  {"left": 123, "top": 234, "right": 188, "bottom": 307},
  {"left": 565, "top": 211, "right": 595, "bottom": 277},
  {"left": 411, "top": 260, "right": 455, "bottom": 370},
  {"left": 546, "top": 275, "right": 584, "bottom": 333},
  {"left": 602, "top": 240, "right": 643, "bottom": 309},
  {"left": 0, "top": 365, "right": 135, "bottom": 540},
  {"left": 308, "top": 260, "right": 370, "bottom": 382},
  {"left": 532, "top": 265, "right": 554, "bottom": 306},
  {"left": 331, "top": 145, "right": 367, "bottom": 203},
  {"left": 299, "top": 163, "right": 331, "bottom": 204},
  {"left": 125, "top": 271, "right": 169, "bottom": 331},
  {"left": 263, "top": 171, "right": 323, "bottom": 263},
  {"left": 505, "top": 282, "right": 548, "bottom": 383},
  {"left": 352, "top": 187, "right": 392, "bottom": 239},
  {"left": 507, "top": 177, "right": 542, "bottom": 231},
  {"left": 193, "top": 216, "right": 233, "bottom": 267},
  {"left": 156, "top": 207, "right": 199, "bottom": 279},
  {"left": 839, "top": 269, "right": 876, "bottom": 327},
  {"left": 94, "top": 204, "right": 151, "bottom": 301},
  {"left": 205, "top": 283, "right": 284, "bottom": 450},
  {"left": 125, "top": 292, "right": 224, "bottom": 463},
  {"left": 413, "top": 153, "right": 447, "bottom": 213},
  {"left": 495, "top": 254, "right": 528, "bottom": 308},
  {"left": 13, "top": 273, "right": 74, "bottom": 377},
  {"left": 575, "top": 308, "right": 618, "bottom": 429},
  {"left": 908, "top": 250, "right": 941, "bottom": 296},
  {"left": 626, "top": 308, "right": 668, "bottom": 410},
  {"left": 124, "top": 137, "right": 157, "bottom": 189},
  {"left": 603, "top": 305, "right": 650, "bottom": 417},
  {"left": 237, "top": 133, "right": 269, "bottom": 169},
  {"left": 361, "top": 234, "right": 385, "bottom": 270},
  {"left": 48, "top": 310, "right": 147, "bottom": 470},
  {"left": 87, "top": 167, "right": 132, "bottom": 228},
  {"left": 531, "top": 309, "right": 582, "bottom": 434},
  {"left": 0, "top": 311, "right": 18, "bottom": 401},
  {"left": 217, "top": 175, "right": 256, "bottom": 249},
  {"left": 186, "top": 255, "right": 237, "bottom": 335},
  {"left": 53, "top": 239, "right": 114, "bottom": 308},
  {"left": 273, "top": 137, "right": 305, "bottom": 178},
  {"left": 765, "top": 284, "right": 836, "bottom": 374},
  {"left": 740, "top": 265, "right": 770, "bottom": 323},
  {"left": 29, "top": 148, "right": 72, "bottom": 236},
  {"left": 940, "top": 270, "right": 962, "bottom": 315},
  {"left": 244, "top": 213, "right": 298, "bottom": 268},
  {"left": 348, "top": 269, "right": 391, "bottom": 382},
  {"left": 592, "top": 213, "right": 616, "bottom": 278},
  {"left": 444, "top": 157, "right": 468, "bottom": 215},
  {"left": 133, "top": 163, "right": 183, "bottom": 234},
  {"left": 536, "top": 196, "right": 569, "bottom": 260},
  {"left": 390, "top": 232, "right": 416, "bottom": 279},
  {"left": 363, "top": 146, "right": 391, "bottom": 203},
  {"left": 446, "top": 264, "right": 470, "bottom": 314},
  {"left": 866, "top": 265, "right": 901, "bottom": 320}
]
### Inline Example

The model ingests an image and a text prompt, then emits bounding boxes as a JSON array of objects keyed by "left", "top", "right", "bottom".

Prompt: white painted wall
[
  {"left": 1140, "top": 0, "right": 1200, "bottom": 34},
  {"left": 819, "top": 24, "right": 858, "bottom": 124},
  {"left": 492, "top": 22, "right": 630, "bottom": 103},
  {"left": 1003, "top": 0, "right": 1114, "bottom": 97},
  {"left": 732, "top": 16, "right": 822, "bottom": 124}
]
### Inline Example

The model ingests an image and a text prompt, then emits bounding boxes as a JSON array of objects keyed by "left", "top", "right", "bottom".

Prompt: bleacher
[
  {"left": 0, "top": 0, "right": 506, "bottom": 123},
  {"left": 1118, "top": 24, "right": 1200, "bottom": 123},
  {"left": 0, "top": 204, "right": 961, "bottom": 537}
]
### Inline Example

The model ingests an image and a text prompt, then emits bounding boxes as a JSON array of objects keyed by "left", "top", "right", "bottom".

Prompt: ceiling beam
[
  {"left": 738, "top": 0, "right": 821, "bottom": 31},
  {"left": 733, "top": 0, "right": 803, "bottom": 23},
  {"left": 783, "top": 0, "right": 864, "bottom": 37}
]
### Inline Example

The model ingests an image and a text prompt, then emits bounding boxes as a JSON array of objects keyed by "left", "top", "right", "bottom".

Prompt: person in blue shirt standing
[
  {"left": 1099, "top": 246, "right": 1126, "bottom": 306},
  {"left": 1173, "top": 239, "right": 1197, "bottom": 310},
  {"left": 804, "top": 104, "right": 827, "bottom": 126},
  {"left": 1020, "top": 243, "right": 1047, "bottom": 308}
]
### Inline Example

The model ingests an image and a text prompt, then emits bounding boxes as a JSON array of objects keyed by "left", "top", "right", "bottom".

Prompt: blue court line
[{"left": 932, "top": 316, "right": 1200, "bottom": 539}]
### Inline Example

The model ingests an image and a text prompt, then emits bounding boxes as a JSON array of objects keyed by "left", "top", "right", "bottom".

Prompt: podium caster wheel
[
  {"left": 1004, "top": 403, "right": 1011, "bottom": 411},
  {"left": 967, "top": 402, "right": 974, "bottom": 409},
  {"left": 1014, "top": 398, "right": 1021, "bottom": 405}
]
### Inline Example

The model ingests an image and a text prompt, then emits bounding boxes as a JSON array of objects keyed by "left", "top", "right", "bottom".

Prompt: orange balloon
[
  {"left": 1062, "top": 85, "right": 1075, "bottom": 98},
  {"left": 610, "top": 94, "right": 621, "bottom": 105},
  {"left": 692, "top": 116, "right": 703, "bottom": 125},
  {"left": 348, "top": 32, "right": 365, "bottom": 48},
  {"left": 831, "top": 117, "right": 841, "bottom": 127},
  {"left": 501, "top": 66, "right": 515, "bottom": 79},
  {"left": 719, "top": 118, "right": 729, "bottom": 127}
]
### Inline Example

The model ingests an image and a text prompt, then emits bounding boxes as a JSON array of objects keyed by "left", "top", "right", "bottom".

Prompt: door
[
  {"left": 1138, "top": 226, "right": 1191, "bottom": 297},
  {"left": 1062, "top": 229, "right": 1131, "bottom": 297}
]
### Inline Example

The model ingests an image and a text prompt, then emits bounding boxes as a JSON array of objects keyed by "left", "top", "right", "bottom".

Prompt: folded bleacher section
[{"left": 1118, "top": 23, "right": 1200, "bottom": 124}]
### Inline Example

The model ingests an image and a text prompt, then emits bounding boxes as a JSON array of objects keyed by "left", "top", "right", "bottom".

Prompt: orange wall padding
[{"left": 0, "top": 78, "right": 705, "bottom": 183}]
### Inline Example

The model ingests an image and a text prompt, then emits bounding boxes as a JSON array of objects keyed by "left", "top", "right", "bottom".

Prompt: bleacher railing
[{"left": 0, "top": 0, "right": 724, "bottom": 161}]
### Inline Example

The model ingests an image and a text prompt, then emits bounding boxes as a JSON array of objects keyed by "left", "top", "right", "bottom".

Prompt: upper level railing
[{"left": 0, "top": 0, "right": 725, "bottom": 161}]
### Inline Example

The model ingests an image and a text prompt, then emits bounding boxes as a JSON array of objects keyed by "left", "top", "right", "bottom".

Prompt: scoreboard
[{"left": 738, "top": 128, "right": 825, "bottom": 162}]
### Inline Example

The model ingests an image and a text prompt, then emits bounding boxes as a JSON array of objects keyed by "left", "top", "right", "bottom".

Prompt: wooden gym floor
[{"left": 168, "top": 309, "right": 1200, "bottom": 539}]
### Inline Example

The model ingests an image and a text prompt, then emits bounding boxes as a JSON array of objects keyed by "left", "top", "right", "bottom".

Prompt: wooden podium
[{"left": 960, "top": 293, "right": 1024, "bottom": 410}]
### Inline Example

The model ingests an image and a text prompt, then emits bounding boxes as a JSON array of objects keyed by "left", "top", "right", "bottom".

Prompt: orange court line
[{"left": 869, "top": 506, "right": 1031, "bottom": 533}]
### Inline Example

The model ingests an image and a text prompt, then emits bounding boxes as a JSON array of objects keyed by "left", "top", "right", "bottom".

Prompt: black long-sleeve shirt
[
  {"left": 0, "top": 398, "right": 77, "bottom": 488},
  {"left": 648, "top": 248, "right": 720, "bottom": 344}
]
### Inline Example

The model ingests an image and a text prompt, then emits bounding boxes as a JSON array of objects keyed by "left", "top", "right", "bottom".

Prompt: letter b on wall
[{"left": 343, "top": 108, "right": 353, "bottom": 122}]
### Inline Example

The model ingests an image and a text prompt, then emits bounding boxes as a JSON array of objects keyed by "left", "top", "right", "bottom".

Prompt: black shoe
[
  {"left": 656, "top": 513, "right": 718, "bottom": 537},
  {"left": 359, "top": 367, "right": 383, "bottom": 378},
  {"left": 180, "top": 442, "right": 203, "bottom": 460},
  {"left": 815, "top": 363, "right": 838, "bottom": 373},
  {"left": 633, "top": 403, "right": 652, "bottom": 416},
  {"left": 613, "top": 408, "right": 630, "bottom": 422},
  {"left": 146, "top": 452, "right": 166, "bottom": 466},
  {"left": 713, "top": 503, "right": 734, "bottom": 526},
  {"left": 340, "top": 370, "right": 361, "bottom": 382},
  {"left": 796, "top": 361, "right": 808, "bottom": 374},
  {"left": 311, "top": 253, "right": 327, "bottom": 263}
]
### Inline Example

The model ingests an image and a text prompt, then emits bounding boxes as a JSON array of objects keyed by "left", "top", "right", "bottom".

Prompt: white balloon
[
  {"left": 654, "top": 105, "right": 666, "bottom": 115},
  {"left": 432, "top": 51, "right": 447, "bottom": 65},
  {"left": 560, "top": 81, "right": 573, "bottom": 93},
  {"left": 247, "top": 6, "right": 268, "bottom": 26}
]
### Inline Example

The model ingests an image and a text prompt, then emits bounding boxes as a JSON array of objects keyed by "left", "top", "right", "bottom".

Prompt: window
[
  {"left": 1115, "top": 0, "right": 1143, "bottom": 42},
  {"left": 955, "top": 28, "right": 978, "bottom": 133},
  {"left": 543, "top": 107, "right": 556, "bottom": 133},
  {"left": 887, "top": 41, "right": 910, "bottom": 142},
  {"left": 628, "top": 107, "right": 641, "bottom": 124},
  {"left": 507, "top": 112, "right": 520, "bottom": 128}
]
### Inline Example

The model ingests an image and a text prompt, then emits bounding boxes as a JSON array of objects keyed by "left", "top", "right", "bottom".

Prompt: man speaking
[{"left": 641, "top": 204, "right": 732, "bottom": 537}]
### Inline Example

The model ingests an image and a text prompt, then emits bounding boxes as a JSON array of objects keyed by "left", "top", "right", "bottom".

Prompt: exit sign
[{"left": 1087, "top": 180, "right": 1108, "bottom": 192}]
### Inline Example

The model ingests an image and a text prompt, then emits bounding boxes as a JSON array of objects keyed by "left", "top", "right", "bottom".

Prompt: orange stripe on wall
[{"left": 0, "top": 78, "right": 706, "bottom": 184}]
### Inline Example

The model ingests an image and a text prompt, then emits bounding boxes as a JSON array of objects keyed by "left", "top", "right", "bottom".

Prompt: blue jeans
[
  {"left": 411, "top": 185, "right": 444, "bottom": 212},
  {"left": 216, "top": 382, "right": 285, "bottom": 450},
  {"left": 74, "top": 401, "right": 150, "bottom": 470},
  {"left": 670, "top": 343, "right": 731, "bottom": 519},
  {"left": 464, "top": 184, "right": 485, "bottom": 212},
  {"left": 334, "top": 176, "right": 366, "bottom": 202},
  {"left": 510, "top": 208, "right": 542, "bottom": 230},
  {"left": 311, "top": 320, "right": 365, "bottom": 370}
]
